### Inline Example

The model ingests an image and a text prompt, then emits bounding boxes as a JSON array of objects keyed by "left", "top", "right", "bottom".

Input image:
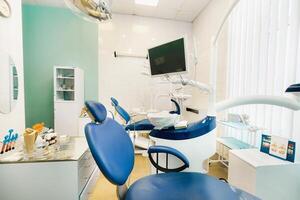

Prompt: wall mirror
[{"left": 0, "top": 52, "right": 18, "bottom": 114}]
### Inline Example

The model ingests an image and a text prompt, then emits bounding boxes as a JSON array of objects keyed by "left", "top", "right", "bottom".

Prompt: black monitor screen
[{"left": 148, "top": 38, "right": 186, "bottom": 76}]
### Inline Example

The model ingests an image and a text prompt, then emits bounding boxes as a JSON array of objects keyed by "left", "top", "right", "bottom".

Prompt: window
[{"left": 226, "top": 0, "right": 300, "bottom": 146}]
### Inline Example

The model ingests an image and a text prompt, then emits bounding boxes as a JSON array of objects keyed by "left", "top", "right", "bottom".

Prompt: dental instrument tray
[{"left": 147, "top": 111, "right": 180, "bottom": 130}]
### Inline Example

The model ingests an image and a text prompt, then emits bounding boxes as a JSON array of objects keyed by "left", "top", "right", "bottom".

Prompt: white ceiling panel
[
  {"left": 158, "top": 0, "right": 185, "bottom": 10},
  {"left": 154, "top": 7, "right": 178, "bottom": 20},
  {"left": 175, "top": 10, "right": 198, "bottom": 22},
  {"left": 180, "top": 0, "right": 210, "bottom": 12},
  {"left": 112, "top": 1, "right": 135, "bottom": 14},
  {"left": 22, "top": 0, "right": 211, "bottom": 22}
]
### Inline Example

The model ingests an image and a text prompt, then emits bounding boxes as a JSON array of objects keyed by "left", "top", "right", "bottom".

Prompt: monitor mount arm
[{"left": 171, "top": 78, "right": 216, "bottom": 117}]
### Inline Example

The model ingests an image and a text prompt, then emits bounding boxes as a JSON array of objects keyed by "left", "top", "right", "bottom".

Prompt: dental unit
[{"left": 153, "top": 75, "right": 300, "bottom": 173}]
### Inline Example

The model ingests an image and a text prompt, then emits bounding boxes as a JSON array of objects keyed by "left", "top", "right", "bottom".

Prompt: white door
[{"left": 55, "top": 102, "right": 79, "bottom": 136}]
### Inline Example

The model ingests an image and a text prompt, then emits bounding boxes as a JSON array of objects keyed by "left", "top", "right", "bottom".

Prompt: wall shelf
[
  {"left": 56, "top": 90, "right": 75, "bottom": 92},
  {"left": 57, "top": 77, "right": 75, "bottom": 79}
]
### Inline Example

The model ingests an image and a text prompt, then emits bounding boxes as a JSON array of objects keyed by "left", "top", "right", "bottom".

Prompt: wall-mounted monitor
[{"left": 148, "top": 38, "right": 187, "bottom": 77}]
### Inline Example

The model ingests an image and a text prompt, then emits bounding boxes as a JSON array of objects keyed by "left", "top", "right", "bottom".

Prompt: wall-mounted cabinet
[{"left": 54, "top": 66, "right": 84, "bottom": 135}]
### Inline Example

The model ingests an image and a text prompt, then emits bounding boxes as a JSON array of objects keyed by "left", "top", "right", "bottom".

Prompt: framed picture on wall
[{"left": 260, "top": 134, "right": 296, "bottom": 162}]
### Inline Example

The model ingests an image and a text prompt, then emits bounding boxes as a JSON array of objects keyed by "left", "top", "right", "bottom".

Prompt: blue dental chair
[
  {"left": 84, "top": 101, "right": 260, "bottom": 200},
  {"left": 110, "top": 97, "right": 180, "bottom": 131}
]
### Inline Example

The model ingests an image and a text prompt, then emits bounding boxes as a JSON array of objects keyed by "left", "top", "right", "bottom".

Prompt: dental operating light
[{"left": 64, "top": 0, "right": 112, "bottom": 22}]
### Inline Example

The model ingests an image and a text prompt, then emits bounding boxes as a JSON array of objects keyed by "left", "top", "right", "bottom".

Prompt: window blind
[{"left": 226, "top": 0, "right": 300, "bottom": 146}]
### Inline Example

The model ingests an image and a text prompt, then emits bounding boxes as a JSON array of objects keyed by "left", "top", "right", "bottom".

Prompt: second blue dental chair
[{"left": 84, "top": 101, "right": 260, "bottom": 200}]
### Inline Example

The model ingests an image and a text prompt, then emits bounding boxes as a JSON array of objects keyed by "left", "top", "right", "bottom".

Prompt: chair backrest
[
  {"left": 85, "top": 101, "right": 135, "bottom": 186},
  {"left": 110, "top": 97, "right": 131, "bottom": 124}
]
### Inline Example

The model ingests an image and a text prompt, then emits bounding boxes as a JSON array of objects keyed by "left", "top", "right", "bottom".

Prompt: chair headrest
[
  {"left": 85, "top": 101, "right": 107, "bottom": 123},
  {"left": 111, "top": 97, "right": 119, "bottom": 106}
]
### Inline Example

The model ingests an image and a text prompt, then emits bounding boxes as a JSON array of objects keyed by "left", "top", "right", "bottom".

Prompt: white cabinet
[
  {"left": 0, "top": 137, "right": 100, "bottom": 200},
  {"left": 228, "top": 149, "right": 300, "bottom": 200},
  {"left": 78, "top": 117, "right": 92, "bottom": 136},
  {"left": 54, "top": 66, "right": 84, "bottom": 135}
]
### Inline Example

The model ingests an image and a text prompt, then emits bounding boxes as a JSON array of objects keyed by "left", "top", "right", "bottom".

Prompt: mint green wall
[{"left": 23, "top": 5, "right": 98, "bottom": 128}]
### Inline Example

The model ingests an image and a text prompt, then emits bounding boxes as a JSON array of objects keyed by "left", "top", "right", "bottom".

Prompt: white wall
[
  {"left": 190, "top": 0, "right": 232, "bottom": 131},
  {"left": 0, "top": 0, "right": 25, "bottom": 135},
  {"left": 99, "top": 14, "right": 195, "bottom": 113},
  {"left": 191, "top": 0, "right": 232, "bottom": 110},
  {"left": 0, "top": 54, "right": 11, "bottom": 113}
]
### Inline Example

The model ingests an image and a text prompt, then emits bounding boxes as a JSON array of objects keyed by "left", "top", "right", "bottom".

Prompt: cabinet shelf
[
  {"left": 55, "top": 68, "right": 76, "bottom": 101},
  {"left": 56, "top": 89, "right": 75, "bottom": 92},
  {"left": 57, "top": 77, "right": 75, "bottom": 79}
]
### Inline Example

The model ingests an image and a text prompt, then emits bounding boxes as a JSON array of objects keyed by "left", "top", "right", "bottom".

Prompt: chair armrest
[{"left": 148, "top": 145, "right": 189, "bottom": 173}]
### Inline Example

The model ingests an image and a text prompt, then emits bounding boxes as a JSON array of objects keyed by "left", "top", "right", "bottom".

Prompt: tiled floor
[{"left": 88, "top": 155, "right": 227, "bottom": 200}]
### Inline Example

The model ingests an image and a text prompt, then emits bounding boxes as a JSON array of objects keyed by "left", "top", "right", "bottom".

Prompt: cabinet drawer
[
  {"left": 228, "top": 151, "right": 256, "bottom": 195},
  {"left": 80, "top": 168, "right": 100, "bottom": 200},
  {"left": 78, "top": 151, "right": 96, "bottom": 194}
]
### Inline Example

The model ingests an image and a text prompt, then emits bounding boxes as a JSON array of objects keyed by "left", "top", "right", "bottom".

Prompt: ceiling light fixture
[{"left": 135, "top": 0, "right": 159, "bottom": 7}]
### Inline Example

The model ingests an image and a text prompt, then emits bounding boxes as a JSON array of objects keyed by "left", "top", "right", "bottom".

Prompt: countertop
[
  {"left": 0, "top": 136, "right": 88, "bottom": 164},
  {"left": 229, "top": 148, "right": 294, "bottom": 168}
]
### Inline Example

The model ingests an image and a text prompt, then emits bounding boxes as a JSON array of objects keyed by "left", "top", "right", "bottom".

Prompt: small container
[{"left": 23, "top": 128, "right": 37, "bottom": 156}]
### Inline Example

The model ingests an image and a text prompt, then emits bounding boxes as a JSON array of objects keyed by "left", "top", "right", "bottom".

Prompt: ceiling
[{"left": 22, "top": 0, "right": 211, "bottom": 22}]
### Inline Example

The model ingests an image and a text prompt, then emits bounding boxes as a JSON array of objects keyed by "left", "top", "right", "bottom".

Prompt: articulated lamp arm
[
  {"left": 216, "top": 95, "right": 300, "bottom": 112},
  {"left": 171, "top": 79, "right": 212, "bottom": 94},
  {"left": 172, "top": 77, "right": 300, "bottom": 116},
  {"left": 171, "top": 78, "right": 216, "bottom": 117}
]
